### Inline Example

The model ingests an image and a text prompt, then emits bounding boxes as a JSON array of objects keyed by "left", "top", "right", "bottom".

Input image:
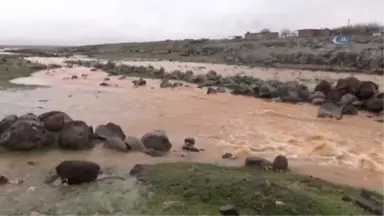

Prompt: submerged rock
[
  {"left": 125, "top": 136, "right": 145, "bottom": 151},
  {"left": 272, "top": 155, "right": 288, "bottom": 172},
  {"left": 244, "top": 156, "right": 272, "bottom": 169},
  {"left": 58, "top": 121, "right": 94, "bottom": 150},
  {"left": 317, "top": 103, "right": 343, "bottom": 120},
  {"left": 39, "top": 111, "right": 73, "bottom": 132},
  {"left": 141, "top": 130, "right": 172, "bottom": 152},
  {"left": 0, "top": 115, "right": 54, "bottom": 151},
  {"left": 55, "top": 160, "right": 100, "bottom": 185}
]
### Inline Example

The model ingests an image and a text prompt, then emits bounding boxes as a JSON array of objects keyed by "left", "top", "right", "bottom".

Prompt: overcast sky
[{"left": 0, "top": 0, "right": 383, "bottom": 46}]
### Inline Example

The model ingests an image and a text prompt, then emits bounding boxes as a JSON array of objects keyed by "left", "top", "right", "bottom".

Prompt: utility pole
[{"left": 348, "top": 18, "right": 351, "bottom": 27}]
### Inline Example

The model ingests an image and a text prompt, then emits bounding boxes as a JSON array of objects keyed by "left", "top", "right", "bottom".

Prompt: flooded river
[{"left": 0, "top": 56, "right": 383, "bottom": 191}]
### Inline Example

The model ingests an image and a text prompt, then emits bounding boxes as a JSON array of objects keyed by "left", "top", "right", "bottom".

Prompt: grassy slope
[
  {"left": 0, "top": 55, "right": 46, "bottom": 89},
  {"left": 0, "top": 163, "right": 374, "bottom": 215}
]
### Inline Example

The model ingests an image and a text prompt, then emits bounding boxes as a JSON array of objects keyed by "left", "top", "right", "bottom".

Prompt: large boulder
[
  {"left": 105, "top": 122, "right": 125, "bottom": 140},
  {"left": 342, "top": 105, "right": 359, "bottom": 115},
  {"left": 339, "top": 93, "right": 359, "bottom": 106},
  {"left": 0, "top": 115, "right": 17, "bottom": 135},
  {"left": 278, "top": 81, "right": 310, "bottom": 103},
  {"left": 38, "top": 111, "right": 73, "bottom": 132},
  {"left": 363, "top": 98, "right": 383, "bottom": 113},
  {"left": 58, "top": 121, "right": 95, "bottom": 150},
  {"left": 0, "top": 115, "right": 54, "bottom": 151},
  {"left": 125, "top": 136, "right": 145, "bottom": 151},
  {"left": 326, "top": 89, "right": 342, "bottom": 103},
  {"left": 95, "top": 124, "right": 128, "bottom": 152},
  {"left": 356, "top": 81, "right": 379, "bottom": 100},
  {"left": 141, "top": 130, "right": 172, "bottom": 152},
  {"left": 336, "top": 77, "right": 361, "bottom": 95},
  {"left": 317, "top": 103, "right": 343, "bottom": 120},
  {"left": 55, "top": 160, "right": 100, "bottom": 185},
  {"left": 259, "top": 83, "right": 279, "bottom": 98},
  {"left": 314, "top": 80, "right": 332, "bottom": 95},
  {"left": 95, "top": 123, "right": 125, "bottom": 140},
  {"left": 102, "top": 136, "right": 129, "bottom": 152},
  {"left": 309, "top": 91, "right": 326, "bottom": 105}
]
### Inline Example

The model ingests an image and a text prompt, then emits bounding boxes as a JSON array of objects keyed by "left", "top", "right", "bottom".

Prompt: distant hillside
[{"left": 9, "top": 35, "right": 384, "bottom": 74}]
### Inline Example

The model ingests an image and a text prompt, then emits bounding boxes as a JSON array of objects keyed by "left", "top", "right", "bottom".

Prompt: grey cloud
[{"left": 0, "top": 0, "right": 383, "bottom": 45}]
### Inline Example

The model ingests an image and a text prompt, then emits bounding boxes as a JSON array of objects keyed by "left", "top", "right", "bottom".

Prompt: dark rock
[
  {"left": 363, "top": 98, "right": 383, "bottom": 113},
  {"left": 55, "top": 160, "right": 100, "bottom": 185},
  {"left": 118, "top": 75, "right": 127, "bottom": 80},
  {"left": 379, "top": 110, "right": 384, "bottom": 116},
  {"left": 102, "top": 136, "right": 129, "bottom": 152},
  {"left": 259, "top": 83, "right": 278, "bottom": 98},
  {"left": 314, "top": 80, "right": 332, "bottom": 95},
  {"left": 19, "top": 113, "right": 39, "bottom": 121},
  {"left": 105, "top": 122, "right": 125, "bottom": 140},
  {"left": 90, "top": 68, "right": 97, "bottom": 71},
  {"left": 326, "top": 89, "right": 342, "bottom": 103},
  {"left": 312, "top": 97, "right": 325, "bottom": 105},
  {"left": 184, "top": 137, "right": 195, "bottom": 145},
  {"left": 244, "top": 156, "right": 272, "bottom": 169},
  {"left": 207, "top": 87, "right": 217, "bottom": 94},
  {"left": 27, "top": 161, "right": 36, "bottom": 165},
  {"left": 222, "top": 153, "right": 233, "bottom": 159},
  {"left": 99, "top": 82, "right": 109, "bottom": 86},
  {"left": 272, "top": 155, "right": 288, "bottom": 172},
  {"left": 217, "top": 87, "right": 226, "bottom": 93},
  {"left": 125, "top": 136, "right": 145, "bottom": 151},
  {"left": 342, "top": 105, "right": 359, "bottom": 115},
  {"left": 58, "top": 121, "right": 95, "bottom": 150},
  {"left": 141, "top": 130, "right": 172, "bottom": 152},
  {"left": 317, "top": 103, "right": 343, "bottom": 120},
  {"left": 0, "top": 175, "right": 9, "bottom": 185},
  {"left": 278, "top": 81, "right": 310, "bottom": 103},
  {"left": 0, "top": 116, "right": 54, "bottom": 151},
  {"left": 339, "top": 93, "right": 359, "bottom": 106},
  {"left": 351, "top": 100, "right": 362, "bottom": 108},
  {"left": 182, "top": 145, "right": 200, "bottom": 152},
  {"left": 200, "top": 80, "right": 219, "bottom": 87},
  {"left": 160, "top": 79, "right": 172, "bottom": 88},
  {"left": 219, "top": 204, "right": 239, "bottom": 216},
  {"left": 129, "top": 164, "right": 147, "bottom": 176},
  {"left": 132, "top": 78, "right": 146, "bottom": 86},
  {"left": 104, "top": 77, "right": 110, "bottom": 81},
  {"left": 309, "top": 91, "right": 326, "bottom": 101},
  {"left": 375, "top": 119, "right": 384, "bottom": 123},
  {"left": 356, "top": 81, "right": 379, "bottom": 100},
  {"left": 71, "top": 75, "right": 78, "bottom": 80},
  {"left": 336, "top": 77, "right": 361, "bottom": 95},
  {"left": 172, "top": 82, "right": 183, "bottom": 88},
  {"left": 143, "top": 148, "right": 167, "bottom": 157},
  {"left": 95, "top": 125, "right": 114, "bottom": 140},
  {"left": 342, "top": 195, "right": 383, "bottom": 216},
  {"left": 0, "top": 115, "right": 17, "bottom": 135},
  {"left": 38, "top": 111, "right": 73, "bottom": 132},
  {"left": 206, "top": 70, "right": 218, "bottom": 80}
]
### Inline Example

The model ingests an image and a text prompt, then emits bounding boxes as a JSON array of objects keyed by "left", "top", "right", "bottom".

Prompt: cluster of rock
[
  {"left": 61, "top": 60, "right": 383, "bottom": 117},
  {"left": 0, "top": 111, "right": 172, "bottom": 154}
]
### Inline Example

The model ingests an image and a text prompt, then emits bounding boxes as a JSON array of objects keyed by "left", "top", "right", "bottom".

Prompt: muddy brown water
[{"left": 0, "top": 56, "right": 383, "bottom": 192}]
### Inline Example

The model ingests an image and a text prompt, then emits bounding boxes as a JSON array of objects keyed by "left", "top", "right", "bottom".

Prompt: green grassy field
[
  {"left": 0, "top": 162, "right": 377, "bottom": 215},
  {"left": 0, "top": 55, "right": 47, "bottom": 90}
]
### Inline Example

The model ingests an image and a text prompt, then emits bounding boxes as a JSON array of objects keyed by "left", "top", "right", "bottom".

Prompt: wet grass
[
  {"left": 0, "top": 163, "right": 373, "bottom": 215},
  {"left": 0, "top": 55, "right": 46, "bottom": 90}
]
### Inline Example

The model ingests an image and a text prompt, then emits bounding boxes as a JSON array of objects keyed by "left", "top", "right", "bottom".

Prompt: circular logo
[{"left": 332, "top": 36, "right": 352, "bottom": 45}]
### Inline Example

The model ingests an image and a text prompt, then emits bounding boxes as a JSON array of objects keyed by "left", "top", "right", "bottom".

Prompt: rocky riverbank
[
  {"left": 54, "top": 36, "right": 384, "bottom": 74},
  {"left": 64, "top": 59, "right": 384, "bottom": 117},
  {"left": 0, "top": 111, "right": 382, "bottom": 215}
]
